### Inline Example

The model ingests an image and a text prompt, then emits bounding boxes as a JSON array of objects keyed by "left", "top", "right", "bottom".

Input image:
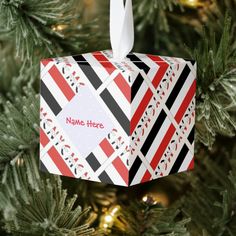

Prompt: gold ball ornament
[{"left": 142, "top": 192, "right": 169, "bottom": 207}]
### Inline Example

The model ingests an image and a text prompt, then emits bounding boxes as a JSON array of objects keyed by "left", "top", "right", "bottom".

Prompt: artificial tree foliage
[{"left": 0, "top": 0, "right": 236, "bottom": 235}]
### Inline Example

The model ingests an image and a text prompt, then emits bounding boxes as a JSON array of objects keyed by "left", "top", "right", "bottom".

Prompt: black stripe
[
  {"left": 187, "top": 126, "right": 195, "bottom": 144},
  {"left": 99, "top": 171, "right": 113, "bottom": 184},
  {"left": 127, "top": 54, "right": 150, "bottom": 74},
  {"left": 73, "top": 55, "right": 86, "bottom": 62},
  {"left": 73, "top": 55, "right": 102, "bottom": 90},
  {"left": 41, "top": 80, "right": 62, "bottom": 115},
  {"left": 184, "top": 59, "right": 196, "bottom": 66},
  {"left": 100, "top": 89, "right": 130, "bottom": 135},
  {"left": 129, "top": 156, "right": 142, "bottom": 185},
  {"left": 39, "top": 161, "right": 49, "bottom": 173},
  {"left": 141, "top": 110, "right": 167, "bottom": 156},
  {"left": 169, "top": 144, "right": 189, "bottom": 174},
  {"left": 131, "top": 73, "right": 144, "bottom": 102},
  {"left": 165, "top": 64, "right": 191, "bottom": 110},
  {"left": 86, "top": 153, "right": 101, "bottom": 171}
]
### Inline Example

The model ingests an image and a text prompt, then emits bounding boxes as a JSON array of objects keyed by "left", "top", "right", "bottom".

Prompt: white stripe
[
  {"left": 130, "top": 163, "right": 148, "bottom": 186},
  {"left": 54, "top": 57, "right": 90, "bottom": 95},
  {"left": 102, "top": 49, "right": 132, "bottom": 71},
  {"left": 131, "top": 79, "right": 150, "bottom": 116},
  {"left": 155, "top": 122, "right": 194, "bottom": 177},
  {"left": 54, "top": 61, "right": 82, "bottom": 95},
  {"left": 80, "top": 175, "right": 99, "bottom": 182},
  {"left": 162, "top": 132, "right": 184, "bottom": 176},
  {"left": 153, "top": 63, "right": 187, "bottom": 105},
  {"left": 41, "top": 152, "right": 62, "bottom": 175},
  {"left": 40, "top": 141, "right": 52, "bottom": 159},
  {"left": 40, "top": 143, "right": 46, "bottom": 155},
  {"left": 138, "top": 151, "right": 156, "bottom": 179},
  {"left": 62, "top": 55, "right": 79, "bottom": 64},
  {"left": 80, "top": 175, "right": 100, "bottom": 183},
  {"left": 97, "top": 70, "right": 119, "bottom": 94},
  {"left": 95, "top": 143, "right": 127, "bottom": 176},
  {"left": 83, "top": 53, "right": 110, "bottom": 82},
  {"left": 135, "top": 53, "right": 158, "bottom": 68},
  {"left": 178, "top": 150, "right": 193, "bottom": 173},
  {"left": 40, "top": 61, "right": 45, "bottom": 72},
  {"left": 151, "top": 131, "right": 186, "bottom": 178},
  {"left": 130, "top": 96, "right": 164, "bottom": 164},
  {"left": 182, "top": 114, "right": 195, "bottom": 140},
  {"left": 41, "top": 73, "right": 68, "bottom": 108},
  {"left": 133, "top": 53, "right": 162, "bottom": 83},
  {"left": 170, "top": 72, "right": 195, "bottom": 116},
  {"left": 186, "top": 61, "right": 197, "bottom": 76},
  {"left": 40, "top": 59, "right": 53, "bottom": 71},
  {"left": 158, "top": 63, "right": 185, "bottom": 102},
  {"left": 147, "top": 67, "right": 161, "bottom": 84},
  {"left": 106, "top": 80, "right": 130, "bottom": 118},
  {"left": 67, "top": 57, "right": 88, "bottom": 85},
  {"left": 127, "top": 152, "right": 136, "bottom": 168},
  {"left": 133, "top": 52, "right": 148, "bottom": 61},
  {"left": 150, "top": 67, "right": 163, "bottom": 84},
  {"left": 93, "top": 146, "right": 108, "bottom": 165},
  {"left": 41, "top": 61, "right": 54, "bottom": 79},
  {"left": 163, "top": 103, "right": 194, "bottom": 156},
  {"left": 119, "top": 152, "right": 129, "bottom": 170},
  {"left": 105, "top": 164, "right": 127, "bottom": 186},
  {"left": 178, "top": 100, "right": 195, "bottom": 154},
  {"left": 124, "top": 61, "right": 141, "bottom": 77},
  {"left": 101, "top": 50, "right": 113, "bottom": 58},
  {"left": 161, "top": 56, "right": 185, "bottom": 64},
  {"left": 146, "top": 116, "right": 171, "bottom": 163}
]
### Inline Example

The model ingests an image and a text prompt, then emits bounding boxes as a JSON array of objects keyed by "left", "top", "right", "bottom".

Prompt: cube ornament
[{"left": 40, "top": 50, "right": 196, "bottom": 186}]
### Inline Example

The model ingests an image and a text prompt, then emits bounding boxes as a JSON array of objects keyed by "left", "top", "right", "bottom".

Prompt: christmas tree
[{"left": 0, "top": 0, "right": 236, "bottom": 235}]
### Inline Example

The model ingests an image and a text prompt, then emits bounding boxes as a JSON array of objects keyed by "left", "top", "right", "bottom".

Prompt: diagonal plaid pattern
[{"left": 40, "top": 50, "right": 196, "bottom": 186}]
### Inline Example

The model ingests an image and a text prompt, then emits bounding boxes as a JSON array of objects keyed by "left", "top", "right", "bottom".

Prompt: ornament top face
[{"left": 40, "top": 50, "right": 196, "bottom": 186}]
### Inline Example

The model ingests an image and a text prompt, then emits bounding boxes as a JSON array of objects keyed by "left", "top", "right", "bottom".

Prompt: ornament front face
[{"left": 40, "top": 50, "right": 196, "bottom": 186}]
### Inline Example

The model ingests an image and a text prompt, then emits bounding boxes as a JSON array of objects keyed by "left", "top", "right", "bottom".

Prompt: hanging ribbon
[{"left": 110, "top": 0, "right": 134, "bottom": 61}]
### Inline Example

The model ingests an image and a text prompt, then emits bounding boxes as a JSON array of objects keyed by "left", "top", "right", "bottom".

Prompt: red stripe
[
  {"left": 141, "top": 170, "right": 152, "bottom": 183},
  {"left": 93, "top": 52, "right": 116, "bottom": 75},
  {"left": 41, "top": 58, "right": 53, "bottom": 67},
  {"left": 48, "top": 65, "right": 75, "bottom": 101},
  {"left": 114, "top": 73, "right": 131, "bottom": 103},
  {"left": 112, "top": 157, "right": 129, "bottom": 185},
  {"left": 150, "top": 80, "right": 196, "bottom": 172},
  {"left": 147, "top": 55, "right": 164, "bottom": 61},
  {"left": 148, "top": 55, "right": 169, "bottom": 89},
  {"left": 175, "top": 80, "right": 196, "bottom": 123},
  {"left": 150, "top": 124, "right": 176, "bottom": 170},
  {"left": 47, "top": 147, "right": 74, "bottom": 177},
  {"left": 131, "top": 89, "right": 153, "bottom": 134},
  {"left": 40, "top": 128, "right": 49, "bottom": 147},
  {"left": 100, "top": 138, "right": 114, "bottom": 157},
  {"left": 187, "top": 158, "right": 194, "bottom": 170}
]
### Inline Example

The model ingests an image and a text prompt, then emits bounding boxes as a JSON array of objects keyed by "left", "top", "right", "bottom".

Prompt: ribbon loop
[{"left": 110, "top": 0, "right": 134, "bottom": 61}]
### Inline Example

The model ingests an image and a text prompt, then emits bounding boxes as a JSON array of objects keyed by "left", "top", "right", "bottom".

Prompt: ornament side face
[
  {"left": 128, "top": 54, "right": 196, "bottom": 186},
  {"left": 40, "top": 51, "right": 133, "bottom": 186},
  {"left": 39, "top": 50, "right": 196, "bottom": 187}
]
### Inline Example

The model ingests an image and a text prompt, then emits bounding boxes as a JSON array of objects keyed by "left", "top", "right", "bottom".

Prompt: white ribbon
[{"left": 110, "top": 0, "right": 134, "bottom": 61}]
